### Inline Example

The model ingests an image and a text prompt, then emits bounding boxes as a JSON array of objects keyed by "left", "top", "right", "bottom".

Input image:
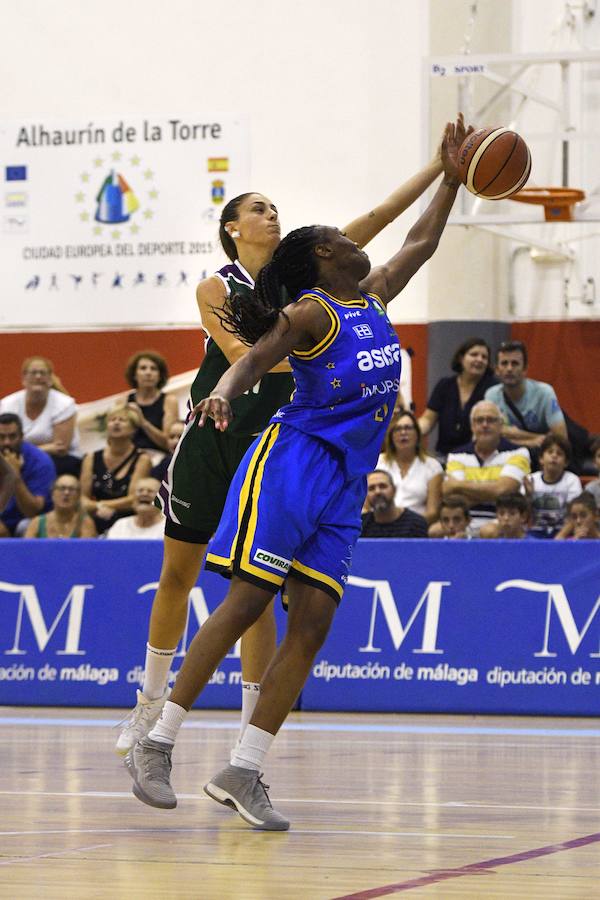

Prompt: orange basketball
[{"left": 458, "top": 127, "right": 531, "bottom": 199}]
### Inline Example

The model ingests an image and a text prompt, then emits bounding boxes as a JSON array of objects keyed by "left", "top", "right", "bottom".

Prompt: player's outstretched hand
[
  {"left": 192, "top": 394, "right": 233, "bottom": 431},
  {"left": 441, "top": 113, "right": 474, "bottom": 185}
]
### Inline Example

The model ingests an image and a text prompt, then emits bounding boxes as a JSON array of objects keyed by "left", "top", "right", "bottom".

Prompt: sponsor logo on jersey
[
  {"left": 254, "top": 548, "right": 291, "bottom": 572},
  {"left": 361, "top": 377, "right": 401, "bottom": 398},
  {"left": 272, "top": 409, "right": 285, "bottom": 418},
  {"left": 172, "top": 495, "right": 191, "bottom": 508},
  {"left": 356, "top": 343, "right": 400, "bottom": 371},
  {"left": 344, "top": 311, "right": 362, "bottom": 319},
  {"left": 353, "top": 323, "right": 373, "bottom": 340}
]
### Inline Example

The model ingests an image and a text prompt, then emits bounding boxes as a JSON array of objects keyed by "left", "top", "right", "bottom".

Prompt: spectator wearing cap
[{"left": 484, "top": 340, "right": 567, "bottom": 451}]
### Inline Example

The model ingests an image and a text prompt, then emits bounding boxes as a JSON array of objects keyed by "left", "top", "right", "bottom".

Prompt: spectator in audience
[
  {"left": 437, "top": 496, "right": 471, "bottom": 539},
  {"left": 525, "top": 434, "right": 582, "bottom": 538},
  {"left": 105, "top": 477, "right": 164, "bottom": 539},
  {"left": 25, "top": 474, "right": 96, "bottom": 538},
  {"left": 480, "top": 493, "right": 532, "bottom": 539},
  {"left": 0, "top": 356, "right": 81, "bottom": 476},
  {"left": 0, "top": 453, "right": 17, "bottom": 514},
  {"left": 376, "top": 411, "right": 443, "bottom": 523},
  {"left": 361, "top": 469, "right": 428, "bottom": 538},
  {"left": 583, "top": 437, "right": 600, "bottom": 508},
  {"left": 0, "top": 413, "right": 54, "bottom": 537},
  {"left": 150, "top": 420, "right": 186, "bottom": 484},
  {"left": 125, "top": 351, "right": 179, "bottom": 454},
  {"left": 484, "top": 340, "right": 567, "bottom": 450},
  {"left": 418, "top": 337, "right": 497, "bottom": 459},
  {"left": 80, "top": 405, "right": 152, "bottom": 534},
  {"left": 556, "top": 493, "right": 600, "bottom": 540},
  {"left": 440, "top": 400, "right": 530, "bottom": 534}
]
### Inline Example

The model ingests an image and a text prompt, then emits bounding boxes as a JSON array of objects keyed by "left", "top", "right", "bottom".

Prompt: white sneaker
[{"left": 115, "top": 688, "right": 170, "bottom": 756}]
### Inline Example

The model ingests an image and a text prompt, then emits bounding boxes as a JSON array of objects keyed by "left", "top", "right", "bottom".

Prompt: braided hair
[{"left": 216, "top": 225, "right": 325, "bottom": 346}]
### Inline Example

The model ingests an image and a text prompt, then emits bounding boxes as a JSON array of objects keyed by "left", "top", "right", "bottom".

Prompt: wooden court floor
[{"left": 0, "top": 708, "right": 599, "bottom": 899}]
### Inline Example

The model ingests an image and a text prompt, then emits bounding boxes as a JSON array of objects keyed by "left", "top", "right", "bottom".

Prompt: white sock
[
  {"left": 142, "top": 643, "right": 177, "bottom": 700},
  {"left": 147, "top": 700, "right": 187, "bottom": 746},
  {"left": 230, "top": 681, "right": 261, "bottom": 763},
  {"left": 231, "top": 724, "right": 275, "bottom": 772}
]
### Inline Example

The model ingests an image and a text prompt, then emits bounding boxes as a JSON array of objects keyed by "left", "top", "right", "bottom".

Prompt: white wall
[{"left": 1, "top": 0, "right": 430, "bottom": 324}]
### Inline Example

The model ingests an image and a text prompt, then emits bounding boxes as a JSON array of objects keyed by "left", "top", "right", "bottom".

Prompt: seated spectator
[
  {"left": 25, "top": 474, "right": 96, "bottom": 538},
  {"left": 480, "top": 494, "right": 532, "bottom": 539},
  {"left": 440, "top": 400, "right": 530, "bottom": 534},
  {"left": 125, "top": 351, "right": 179, "bottom": 454},
  {"left": 484, "top": 340, "right": 567, "bottom": 451},
  {"left": 525, "top": 434, "right": 582, "bottom": 538},
  {"left": 376, "top": 411, "right": 442, "bottom": 523},
  {"left": 583, "top": 437, "right": 600, "bottom": 508},
  {"left": 80, "top": 405, "right": 152, "bottom": 534},
  {"left": 105, "top": 478, "right": 164, "bottom": 539},
  {"left": 0, "top": 453, "right": 17, "bottom": 514},
  {"left": 150, "top": 420, "right": 185, "bottom": 484},
  {"left": 436, "top": 496, "right": 471, "bottom": 539},
  {"left": 556, "top": 493, "right": 600, "bottom": 540},
  {"left": 418, "top": 337, "right": 497, "bottom": 459},
  {"left": 0, "top": 356, "right": 81, "bottom": 476},
  {"left": 361, "top": 470, "right": 428, "bottom": 538},
  {"left": 0, "top": 413, "right": 54, "bottom": 537}
]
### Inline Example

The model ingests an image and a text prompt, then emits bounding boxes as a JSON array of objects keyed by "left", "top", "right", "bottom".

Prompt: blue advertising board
[{"left": 0, "top": 539, "right": 599, "bottom": 714}]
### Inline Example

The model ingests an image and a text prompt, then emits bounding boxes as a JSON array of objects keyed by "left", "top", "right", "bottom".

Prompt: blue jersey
[{"left": 270, "top": 288, "right": 401, "bottom": 479}]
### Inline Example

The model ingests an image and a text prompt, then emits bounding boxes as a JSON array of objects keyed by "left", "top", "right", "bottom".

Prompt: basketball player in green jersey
[{"left": 116, "top": 148, "right": 446, "bottom": 756}]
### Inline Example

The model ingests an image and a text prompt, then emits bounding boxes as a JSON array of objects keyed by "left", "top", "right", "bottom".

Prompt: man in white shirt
[{"left": 105, "top": 478, "right": 164, "bottom": 539}]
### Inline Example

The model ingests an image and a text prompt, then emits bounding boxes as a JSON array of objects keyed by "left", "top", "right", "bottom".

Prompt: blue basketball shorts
[{"left": 204, "top": 423, "right": 365, "bottom": 603}]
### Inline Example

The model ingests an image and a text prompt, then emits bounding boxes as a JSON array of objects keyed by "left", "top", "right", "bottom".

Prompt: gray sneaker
[
  {"left": 204, "top": 765, "right": 289, "bottom": 831},
  {"left": 124, "top": 737, "right": 177, "bottom": 809}
]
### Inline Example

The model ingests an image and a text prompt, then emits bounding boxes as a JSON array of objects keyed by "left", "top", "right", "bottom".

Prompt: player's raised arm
[
  {"left": 360, "top": 115, "right": 471, "bottom": 305},
  {"left": 342, "top": 144, "right": 444, "bottom": 248}
]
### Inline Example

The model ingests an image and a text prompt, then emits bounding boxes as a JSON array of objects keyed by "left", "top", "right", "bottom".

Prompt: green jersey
[{"left": 191, "top": 259, "right": 295, "bottom": 436}]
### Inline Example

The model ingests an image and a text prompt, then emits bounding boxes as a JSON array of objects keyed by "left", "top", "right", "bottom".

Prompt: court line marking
[
  {"left": 0, "top": 842, "right": 111, "bottom": 867},
  {"left": 0, "top": 789, "right": 598, "bottom": 814},
  {"left": 1, "top": 716, "right": 600, "bottom": 737},
  {"left": 0, "top": 827, "right": 513, "bottom": 840},
  {"left": 330, "top": 830, "right": 600, "bottom": 898}
]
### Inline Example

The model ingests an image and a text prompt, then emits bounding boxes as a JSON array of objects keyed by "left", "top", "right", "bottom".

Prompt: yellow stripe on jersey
[
  {"left": 238, "top": 424, "right": 283, "bottom": 586},
  {"left": 291, "top": 559, "right": 344, "bottom": 600},
  {"left": 316, "top": 288, "right": 369, "bottom": 309},
  {"left": 292, "top": 294, "right": 340, "bottom": 360},
  {"left": 205, "top": 425, "right": 278, "bottom": 572},
  {"left": 508, "top": 452, "right": 531, "bottom": 474}
]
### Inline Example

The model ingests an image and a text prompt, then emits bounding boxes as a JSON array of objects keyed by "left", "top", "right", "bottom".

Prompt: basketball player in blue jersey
[
  {"left": 124, "top": 115, "right": 469, "bottom": 830},
  {"left": 116, "top": 143, "right": 449, "bottom": 756}
]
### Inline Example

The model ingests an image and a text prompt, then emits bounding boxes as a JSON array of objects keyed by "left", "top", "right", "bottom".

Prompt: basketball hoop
[{"left": 509, "top": 187, "right": 586, "bottom": 222}]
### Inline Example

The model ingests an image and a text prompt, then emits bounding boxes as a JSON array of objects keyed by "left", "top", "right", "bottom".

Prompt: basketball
[{"left": 458, "top": 127, "right": 531, "bottom": 199}]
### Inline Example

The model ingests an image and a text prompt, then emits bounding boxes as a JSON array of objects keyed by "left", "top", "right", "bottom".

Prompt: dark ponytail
[
  {"left": 215, "top": 225, "right": 324, "bottom": 345},
  {"left": 218, "top": 193, "right": 253, "bottom": 261}
]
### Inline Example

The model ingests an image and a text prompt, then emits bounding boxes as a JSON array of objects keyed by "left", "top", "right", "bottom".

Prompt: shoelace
[
  {"left": 144, "top": 745, "right": 172, "bottom": 783},
  {"left": 256, "top": 774, "right": 273, "bottom": 809}
]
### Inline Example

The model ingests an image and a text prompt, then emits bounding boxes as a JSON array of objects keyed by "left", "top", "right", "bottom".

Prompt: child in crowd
[
  {"left": 437, "top": 496, "right": 471, "bottom": 539},
  {"left": 556, "top": 493, "right": 600, "bottom": 540},
  {"left": 479, "top": 493, "right": 532, "bottom": 539},
  {"left": 583, "top": 438, "right": 600, "bottom": 509},
  {"left": 525, "top": 434, "right": 582, "bottom": 538}
]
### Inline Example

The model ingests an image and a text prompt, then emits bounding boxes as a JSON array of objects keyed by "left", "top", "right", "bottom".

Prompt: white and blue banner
[
  {"left": 0, "top": 114, "right": 249, "bottom": 328},
  {"left": 1, "top": 539, "right": 599, "bottom": 714}
]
